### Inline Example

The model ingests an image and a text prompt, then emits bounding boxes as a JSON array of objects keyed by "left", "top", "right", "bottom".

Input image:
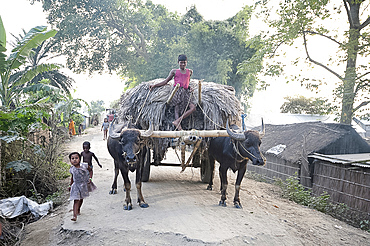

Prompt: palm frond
[
  {"left": 31, "top": 70, "right": 74, "bottom": 95},
  {"left": 8, "top": 26, "right": 57, "bottom": 70},
  {"left": 13, "top": 64, "right": 60, "bottom": 87},
  {"left": 21, "top": 83, "right": 61, "bottom": 94},
  {"left": 13, "top": 98, "right": 53, "bottom": 113},
  {"left": 0, "top": 16, "right": 7, "bottom": 74},
  {"left": 0, "top": 16, "right": 5, "bottom": 46}
]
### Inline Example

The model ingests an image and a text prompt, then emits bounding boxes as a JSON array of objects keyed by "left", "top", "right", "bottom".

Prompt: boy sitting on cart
[{"left": 149, "top": 54, "right": 195, "bottom": 130}]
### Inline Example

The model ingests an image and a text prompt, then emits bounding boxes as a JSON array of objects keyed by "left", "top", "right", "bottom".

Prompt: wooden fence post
[{"left": 301, "top": 134, "right": 312, "bottom": 188}]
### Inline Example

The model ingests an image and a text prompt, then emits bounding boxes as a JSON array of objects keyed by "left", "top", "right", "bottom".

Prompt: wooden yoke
[{"left": 146, "top": 129, "right": 229, "bottom": 138}]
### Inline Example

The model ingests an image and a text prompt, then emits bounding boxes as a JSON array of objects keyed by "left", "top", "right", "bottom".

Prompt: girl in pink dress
[{"left": 68, "top": 152, "right": 96, "bottom": 221}]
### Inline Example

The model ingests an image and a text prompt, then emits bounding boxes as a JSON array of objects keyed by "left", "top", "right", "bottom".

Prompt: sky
[{"left": 1, "top": 0, "right": 336, "bottom": 119}]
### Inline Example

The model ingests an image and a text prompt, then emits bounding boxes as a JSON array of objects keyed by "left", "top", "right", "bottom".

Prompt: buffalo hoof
[
  {"left": 219, "top": 200, "right": 227, "bottom": 207},
  {"left": 234, "top": 202, "right": 243, "bottom": 209},
  {"left": 206, "top": 185, "right": 213, "bottom": 190},
  {"left": 109, "top": 189, "right": 117, "bottom": 195},
  {"left": 140, "top": 203, "right": 149, "bottom": 208},
  {"left": 124, "top": 204, "right": 133, "bottom": 210}
]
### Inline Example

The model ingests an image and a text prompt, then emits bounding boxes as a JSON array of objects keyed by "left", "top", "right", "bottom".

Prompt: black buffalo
[
  {"left": 207, "top": 121, "right": 265, "bottom": 208},
  {"left": 107, "top": 120, "right": 152, "bottom": 210}
]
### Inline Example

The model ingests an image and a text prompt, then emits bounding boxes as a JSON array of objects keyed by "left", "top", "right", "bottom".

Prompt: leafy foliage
[
  {"left": 0, "top": 108, "right": 47, "bottom": 137},
  {"left": 0, "top": 17, "right": 59, "bottom": 109},
  {"left": 280, "top": 95, "right": 336, "bottom": 115},
  {"left": 54, "top": 94, "right": 88, "bottom": 127},
  {"left": 275, "top": 174, "right": 368, "bottom": 231},
  {"left": 88, "top": 100, "right": 105, "bottom": 117},
  {"left": 6, "top": 160, "right": 33, "bottom": 173},
  {"left": 1, "top": 114, "right": 70, "bottom": 201},
  {"left": 185, "top": 6, "right": 256, "bottom": 100},
  {"left": 34, "top": 0, "right": 257, "bottom": 105},
  {"left": 240, "top": 1, "right": 370, "bottom": 124},
  {"left": 0, "top": 18, "right": 72, "bottom": 208}
]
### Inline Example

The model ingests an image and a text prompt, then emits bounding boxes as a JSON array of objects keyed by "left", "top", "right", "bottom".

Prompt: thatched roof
[
  {"left": 259, "top": 122, "right": 370, "bottom": 163},
  {"left": 118, "top": 79, "right": 242, "bottom": 131}
]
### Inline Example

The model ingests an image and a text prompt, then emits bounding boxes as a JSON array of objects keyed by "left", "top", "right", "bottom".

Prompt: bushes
[
  {"left": 275, "top": 175, "right": 369, "bottom": 232},
  {"left": 0, "top": 116, "right": 70, "bottom": 204},
  {"left": 275, "top": 175, "right": 330, "bottom": 212}
]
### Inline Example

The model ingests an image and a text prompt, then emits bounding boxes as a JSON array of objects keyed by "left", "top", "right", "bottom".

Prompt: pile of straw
[{"left": 118, "top": 79, "right": 241, "bottom": 130}]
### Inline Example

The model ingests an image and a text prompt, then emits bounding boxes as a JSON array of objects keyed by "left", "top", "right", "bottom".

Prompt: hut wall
[
  {"left": 28, "top": 129, "right": 50, "bottom": 145},
  {"left": 312, "top": 160, "right": 370, "bottom": 214},
  {"left": 247, "top": 153, "right": 300, "bottom": 183}
]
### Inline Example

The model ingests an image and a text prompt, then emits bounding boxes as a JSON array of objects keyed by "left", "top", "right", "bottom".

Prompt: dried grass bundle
[{"left": 118, "top": 79, "right": 241, "bottom": 130}]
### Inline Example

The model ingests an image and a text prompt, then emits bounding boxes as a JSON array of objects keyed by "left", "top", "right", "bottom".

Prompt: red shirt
[
  {"left": 108, "top": 114, "right": 114, "bottom": 122},
  {"left": 174, "top": 69, "right": 190, "bottom": 89}
]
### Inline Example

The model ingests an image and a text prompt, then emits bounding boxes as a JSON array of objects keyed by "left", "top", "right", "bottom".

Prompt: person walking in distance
[{"left": 101, "top": 118, "right": 109, "bottom": 140}]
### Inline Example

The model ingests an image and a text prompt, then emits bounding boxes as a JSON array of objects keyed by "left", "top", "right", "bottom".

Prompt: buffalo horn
[
  {"left": 108, "top": 119, "right": 125, "bottom": 139},
  {"left": 260, "top": 118, "right": 265, "bottom": 137},
  {"left": 140, "top": 122, "right": 153, "bottom": 138},
  {"left": 226, "top": 120, "right": 246, "bottom": 141}
]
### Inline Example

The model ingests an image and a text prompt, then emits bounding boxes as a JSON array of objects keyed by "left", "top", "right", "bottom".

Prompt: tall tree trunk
[{"left": 341, "top": 3, "right": 360, "bottom": 125}]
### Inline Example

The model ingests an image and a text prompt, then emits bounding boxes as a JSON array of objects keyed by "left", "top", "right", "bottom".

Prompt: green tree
[
  {"left": 185, "top": 6, "right": 255, "bottom": 102},
  {"left": 280, "top": 95, "right": 335, "bottom": 115},
  {"left": 9, "top": 30, "right": 74, "bottom": 95},
  {"left": 0, "top": 16, "right": 59, "bottom": 109},
  {"left": 240, "top": 1, "right": 370, "bottom": 124},
  {"left": 109, "top": 99, "right": 120, "bottom": 109},
  {"left": 26, "top": 39, "right": 73, "bottom": 95},
  {"left": 34, "top": 0, "right": 257, "bottom": 102},
  {"left": 54, "top": 94, "right": 88, "bottom": 127},
  {"left": 89, "top": 100, "right": 105, "bottom": 117},
  {"left": 34, "top": 0, "right": 182, "bottom": 84}
]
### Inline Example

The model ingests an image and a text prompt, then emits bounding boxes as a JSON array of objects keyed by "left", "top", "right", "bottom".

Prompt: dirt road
[{"left": 21, "top": 126, "right": 369, "bottom": 245}]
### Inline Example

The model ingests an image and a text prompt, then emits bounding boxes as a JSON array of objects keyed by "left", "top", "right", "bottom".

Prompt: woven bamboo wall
[
  {"left": 312, "top": 160, "right": 370, "bottom": 214},
  {"left": 247, "top": 154, "right": 300, "bottom": 182}
]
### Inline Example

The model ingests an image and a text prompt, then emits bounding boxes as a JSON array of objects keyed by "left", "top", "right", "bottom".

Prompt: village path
[{"left": 21, "top": 126, "right": 369, "bottom": 245}]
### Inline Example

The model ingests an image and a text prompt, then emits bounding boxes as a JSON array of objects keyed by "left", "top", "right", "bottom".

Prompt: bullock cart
[{"left": 115, "top": 79, "right": 243, "bottom": 182}]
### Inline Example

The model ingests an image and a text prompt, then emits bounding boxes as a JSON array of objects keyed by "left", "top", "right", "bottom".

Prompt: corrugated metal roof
[{"left": 308, "top": 153, "right": 370, "bottom": 168}]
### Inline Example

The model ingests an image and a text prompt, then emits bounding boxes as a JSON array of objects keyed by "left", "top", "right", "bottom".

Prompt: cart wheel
[
  {"left": 142, "top": 147, "right": 151, "bottom": 182},
  {"left": 200, "top": 151, "right": 212, "bottom": 183}
]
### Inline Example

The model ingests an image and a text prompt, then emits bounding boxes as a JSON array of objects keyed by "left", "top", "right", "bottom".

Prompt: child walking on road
[
  {"left": 101, "top": 118, "right": 109, "bottom": 140},
  {"left": 81, "top": 141, "right": 102, "bottom": 178},
  {"left": 68, "top": 152, "right": 96, "bottom": 221}
]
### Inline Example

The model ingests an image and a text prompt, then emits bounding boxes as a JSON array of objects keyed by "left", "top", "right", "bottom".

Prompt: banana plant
[
  {"left": 55, "top": 94, "right": 89, "bottom": 127},
  {"left": 0, "top": 15, "right": 59, "bottom": 109}
]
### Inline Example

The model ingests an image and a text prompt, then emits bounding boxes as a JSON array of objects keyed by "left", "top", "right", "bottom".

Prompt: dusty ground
[{"left": 20, "top": 126, "right": 369, "bottom": 245}]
